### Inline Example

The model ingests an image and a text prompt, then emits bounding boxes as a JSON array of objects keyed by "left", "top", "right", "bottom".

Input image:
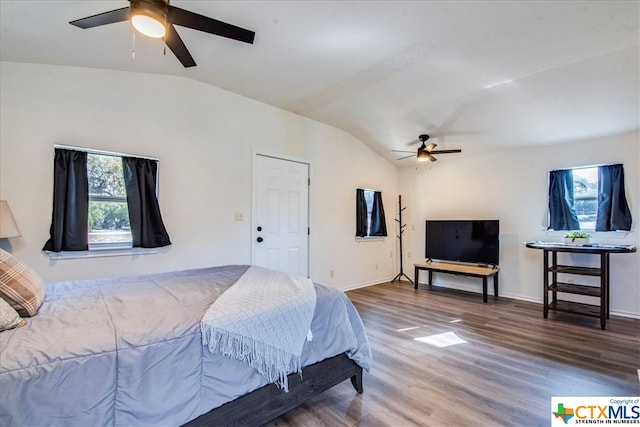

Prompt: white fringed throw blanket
[{"left": 201, "top": 266, "right": 316, "bottom": 392}]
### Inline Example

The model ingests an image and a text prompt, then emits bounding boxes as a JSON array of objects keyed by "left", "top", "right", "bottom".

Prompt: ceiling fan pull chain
[
  {"left": 131, "top": 30, "right": 136, "bottom": 60},
  {"left": 163, "top": 14, "right": 167, "bottom": 56}
]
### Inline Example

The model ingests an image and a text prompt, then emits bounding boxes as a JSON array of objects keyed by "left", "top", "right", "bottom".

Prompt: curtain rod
[
  {"left": 54, "top": 144, "right": 159, "bottom": 162},
  {"left": 549, "top": 162, "right": 622, "bottom": 172}
]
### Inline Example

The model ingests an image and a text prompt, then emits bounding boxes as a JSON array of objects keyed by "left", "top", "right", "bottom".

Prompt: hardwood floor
[{"left": 267, "top": 281, "right": 640, "bottom": 427}]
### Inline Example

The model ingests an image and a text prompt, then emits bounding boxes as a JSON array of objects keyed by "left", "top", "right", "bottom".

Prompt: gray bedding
[{"left": 0, "top": 265, "right": 371, "bottom": 426}]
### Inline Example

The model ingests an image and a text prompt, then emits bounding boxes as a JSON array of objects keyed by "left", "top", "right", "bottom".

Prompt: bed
[{"left": 0, "top": 263, "right": 371, "bottom": 426}]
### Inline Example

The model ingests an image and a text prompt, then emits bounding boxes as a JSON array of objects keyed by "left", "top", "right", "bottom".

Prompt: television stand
[{"left": 414, "top": 261, "right": 500, "bottom": 303}]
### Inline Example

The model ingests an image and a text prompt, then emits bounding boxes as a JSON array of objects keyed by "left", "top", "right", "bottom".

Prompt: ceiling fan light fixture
[
  {"left": 132, "top": 15, "right": 165, "bottom": 38},
  {"left": 416, "top": 150, "right": 432, "bottom": 162},
  {"left": 130, "top": 1, "right": 167, "bottom": 38},
  {"left": 416, "top": 142, "right": 430, "bottom": 162}
]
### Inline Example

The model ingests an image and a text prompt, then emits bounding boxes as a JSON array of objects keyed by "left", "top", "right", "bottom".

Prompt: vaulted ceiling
[{"left": 1, "top": 1, "right": 638, "bottom": 164}]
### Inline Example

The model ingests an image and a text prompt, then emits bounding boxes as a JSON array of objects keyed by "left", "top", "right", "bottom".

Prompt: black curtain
[
  {"left": 548, "top": 169, "right": 580, "bottom": 230},
  {"left": 122, "top": 157, "right": 171, "bottom": 248},
  {"left": 596, "top": 164, "right": 632, "bottom": 231},
  {"left": 355, "top": 189, "right": 368, "bottom": 237},
  {"left": 369, "top": 191, "right": 388, "bottom": 236},
  {"left": 43, "top": 149, "right": 89, "bottom": 252}
]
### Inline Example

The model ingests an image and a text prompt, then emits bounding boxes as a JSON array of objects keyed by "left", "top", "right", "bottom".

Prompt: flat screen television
[{"left": 425, "top": 220, "right": 499, "bottom": 266}]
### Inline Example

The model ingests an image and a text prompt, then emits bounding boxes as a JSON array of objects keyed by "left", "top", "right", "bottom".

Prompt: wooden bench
[{"left": 414, "top": 261, "right": 500, "bottom": 303}]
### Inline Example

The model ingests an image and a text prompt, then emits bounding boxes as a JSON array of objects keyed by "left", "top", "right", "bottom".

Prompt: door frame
[{"left": 251, "top": 149, "right": 312, "bottom": 277}]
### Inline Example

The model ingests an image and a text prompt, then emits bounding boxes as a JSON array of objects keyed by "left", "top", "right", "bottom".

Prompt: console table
[
  {"left": 525, "top": 241, "right": 636, "bottom": 329},
  {"left": 414, "top": 261, "right": 500, "bottom": 303}
]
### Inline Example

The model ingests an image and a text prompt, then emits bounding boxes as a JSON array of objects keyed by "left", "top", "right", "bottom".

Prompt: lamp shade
[{"left": 0, "top": 200, "right": 21, "bottom": 238}]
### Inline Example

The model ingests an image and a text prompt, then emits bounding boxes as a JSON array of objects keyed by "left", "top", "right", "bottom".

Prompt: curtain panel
[
  {"left": 369, "top": 191, "right": 388, "bottom": 236},
  {"left": 122, "top": 157, "right": 171, "bottom": 248},
  {"left": 42, "top": 149, "right": 89, "bottom": 252},
  {"left": 595, "top": 164, "right": 632, "bottom": 231},
  {"left": 355, "top": 189, "right": 368, "bottom": 237},
  {"left": 548, "top": 169, "right": 580, "bottom": 231}
]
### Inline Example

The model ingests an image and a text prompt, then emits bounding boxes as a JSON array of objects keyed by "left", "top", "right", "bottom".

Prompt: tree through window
[{"left": 88, "top": 154, "right": 132, "bottom": 247}]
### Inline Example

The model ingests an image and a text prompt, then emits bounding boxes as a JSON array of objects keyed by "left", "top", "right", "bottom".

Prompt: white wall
[
  {"left": 0, "top": 62, "right": 398, "bottom": 290},
  {"left": 400, "top": 131, "right": 639, "bottom": 317}
]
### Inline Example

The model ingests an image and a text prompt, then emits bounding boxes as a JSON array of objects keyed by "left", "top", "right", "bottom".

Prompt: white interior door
[{"left": 253, "top": 154, "right": 309, "bottom": 277}]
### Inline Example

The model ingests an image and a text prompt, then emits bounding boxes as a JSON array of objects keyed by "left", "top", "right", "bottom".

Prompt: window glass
[
  {"left": 363, "top": 189, "right": 374, "bottom": 236},
  {"left": 87, "top": 154, "right": 132, "bottom": 247},
  {"left": 572, "top": 167, "right": 598, "bottom": 230}
]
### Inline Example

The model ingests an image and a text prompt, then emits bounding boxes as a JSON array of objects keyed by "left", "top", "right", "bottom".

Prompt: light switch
[{"left": 234, "top": 211, "right": 244, "bottom": 221}]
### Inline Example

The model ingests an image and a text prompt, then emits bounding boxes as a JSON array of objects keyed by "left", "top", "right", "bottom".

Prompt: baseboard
[
  {"left": 379, "top": 280, "right": 640, "bottom": 320},
  {"left": 341, "top": 276, "right": 400, "bottom": 292}
]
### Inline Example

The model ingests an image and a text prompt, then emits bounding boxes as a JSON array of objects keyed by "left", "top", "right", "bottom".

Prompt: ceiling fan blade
[
  {"left": 430, "top": 149, "right": 462, "bottom": 154},
  {"left": 405, "top": 139, "right": 420, "bottom": 147},
  {"left": 165, "top": 25, "right": 196, "bottom": 67},
  {"left": 425, "top": 143, "right": 437, "bottom": 152},
  {"left": 169, "top": 5, "right": 255, "bottom": 44},
  {"left": 69, "top": 7, "right": 130, "bottom": 29},
  {"left": 396, "top": 154, "right": 415, "bottom": 160}
]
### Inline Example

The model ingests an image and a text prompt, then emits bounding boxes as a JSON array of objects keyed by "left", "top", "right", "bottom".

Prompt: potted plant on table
[{"left": 564, "top": 231, "right": 591, "bottom": 246}]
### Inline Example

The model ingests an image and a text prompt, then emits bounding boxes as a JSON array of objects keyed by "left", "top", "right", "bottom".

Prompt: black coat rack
[{"left": 391, "top": 195, "right": 413, "bottom": 284}]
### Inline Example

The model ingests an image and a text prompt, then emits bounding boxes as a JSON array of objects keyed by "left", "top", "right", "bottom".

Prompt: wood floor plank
[{"left": 266, "top": 281, "right": 640, "bottom": 427}]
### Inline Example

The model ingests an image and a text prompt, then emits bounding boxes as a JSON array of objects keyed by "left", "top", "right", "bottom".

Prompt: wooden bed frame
[{"left": 183, "top": 353, "right": 363, "bottom": 426}]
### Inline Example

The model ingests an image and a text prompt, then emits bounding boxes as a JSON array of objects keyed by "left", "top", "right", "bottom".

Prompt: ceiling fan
[
  {"left": 393, "top": 134, "right": 462, "bottom": 162},
  {"left": 69, "top": 0, "right": 255, "bottom": 68}
]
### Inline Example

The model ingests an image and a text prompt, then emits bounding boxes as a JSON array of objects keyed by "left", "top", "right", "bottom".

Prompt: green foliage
[
  {"left": 565, "top": 231, "right": 591, "bottom": 239},
  {"left": 89, "top": 201, "right": 130, "bottom": 231},
  {"left": 87, "top": 154, "right": 130, "bottom": 231},
  {"left": 88, "top": 154, "right": 125, "bottom": 197}
]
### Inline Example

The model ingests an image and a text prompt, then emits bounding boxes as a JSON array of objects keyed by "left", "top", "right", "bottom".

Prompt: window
[
  {"left": 356, "top": 188, "right": 388, "bottom": 238},
  {"left": 548, "top": 164, "right": 632, "bottom": 232},
  {"left": 88, "top": 153, "right": 132, "bottom": 248},
  {"left": 43, "top": 146, "right": 171, "bottom": 253}
]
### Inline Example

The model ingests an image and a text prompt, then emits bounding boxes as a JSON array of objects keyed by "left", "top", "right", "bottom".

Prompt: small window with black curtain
[
  {"left": 547, "top": 163, "right": 632, "bottom": 232},
  {"left": 43, "top": 146, "right": 171, "bottom": 253},
  {"left": 356, "top": 188, "right": 388, "bottom": 239}
]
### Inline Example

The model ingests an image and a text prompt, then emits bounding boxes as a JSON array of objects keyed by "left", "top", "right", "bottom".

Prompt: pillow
[
  {"left": 0, "top": 249, "right": 45, "bottom": 317},
  {"left": 0, "top": 297, "right": 26, "bottom": 331}
]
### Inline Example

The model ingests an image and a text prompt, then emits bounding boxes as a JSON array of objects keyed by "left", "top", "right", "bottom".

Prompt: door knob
[
  {"left": 257, "top": 237, "right": 264, "bottom": 243},
  {"left": 257, "top": 226, "right": 262, "bottom": 232}
]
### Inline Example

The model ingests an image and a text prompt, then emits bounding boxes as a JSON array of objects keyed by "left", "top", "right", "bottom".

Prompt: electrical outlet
[
  {"left": 234, "top": 211, "right": 244, "bottom": 221},
  {"left": 330, "top": 269, "right": 335, "bottom": 278},
  {"left": 407, "top": 251, "right": 412, "bottom": 258},
  {"left": 390, "top": 251, "right": 393, "bottom": 258},
  {"left": 375, "top": 263, "right": 379, "bottom": 270}
]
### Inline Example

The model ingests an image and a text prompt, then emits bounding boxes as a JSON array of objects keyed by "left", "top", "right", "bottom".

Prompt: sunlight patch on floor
[
  {"left": 396, "top": 326, "right": 421, "bottom": 332},
  {"left": 414, "top": 331, "right": 468, "bottom": 348}
]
